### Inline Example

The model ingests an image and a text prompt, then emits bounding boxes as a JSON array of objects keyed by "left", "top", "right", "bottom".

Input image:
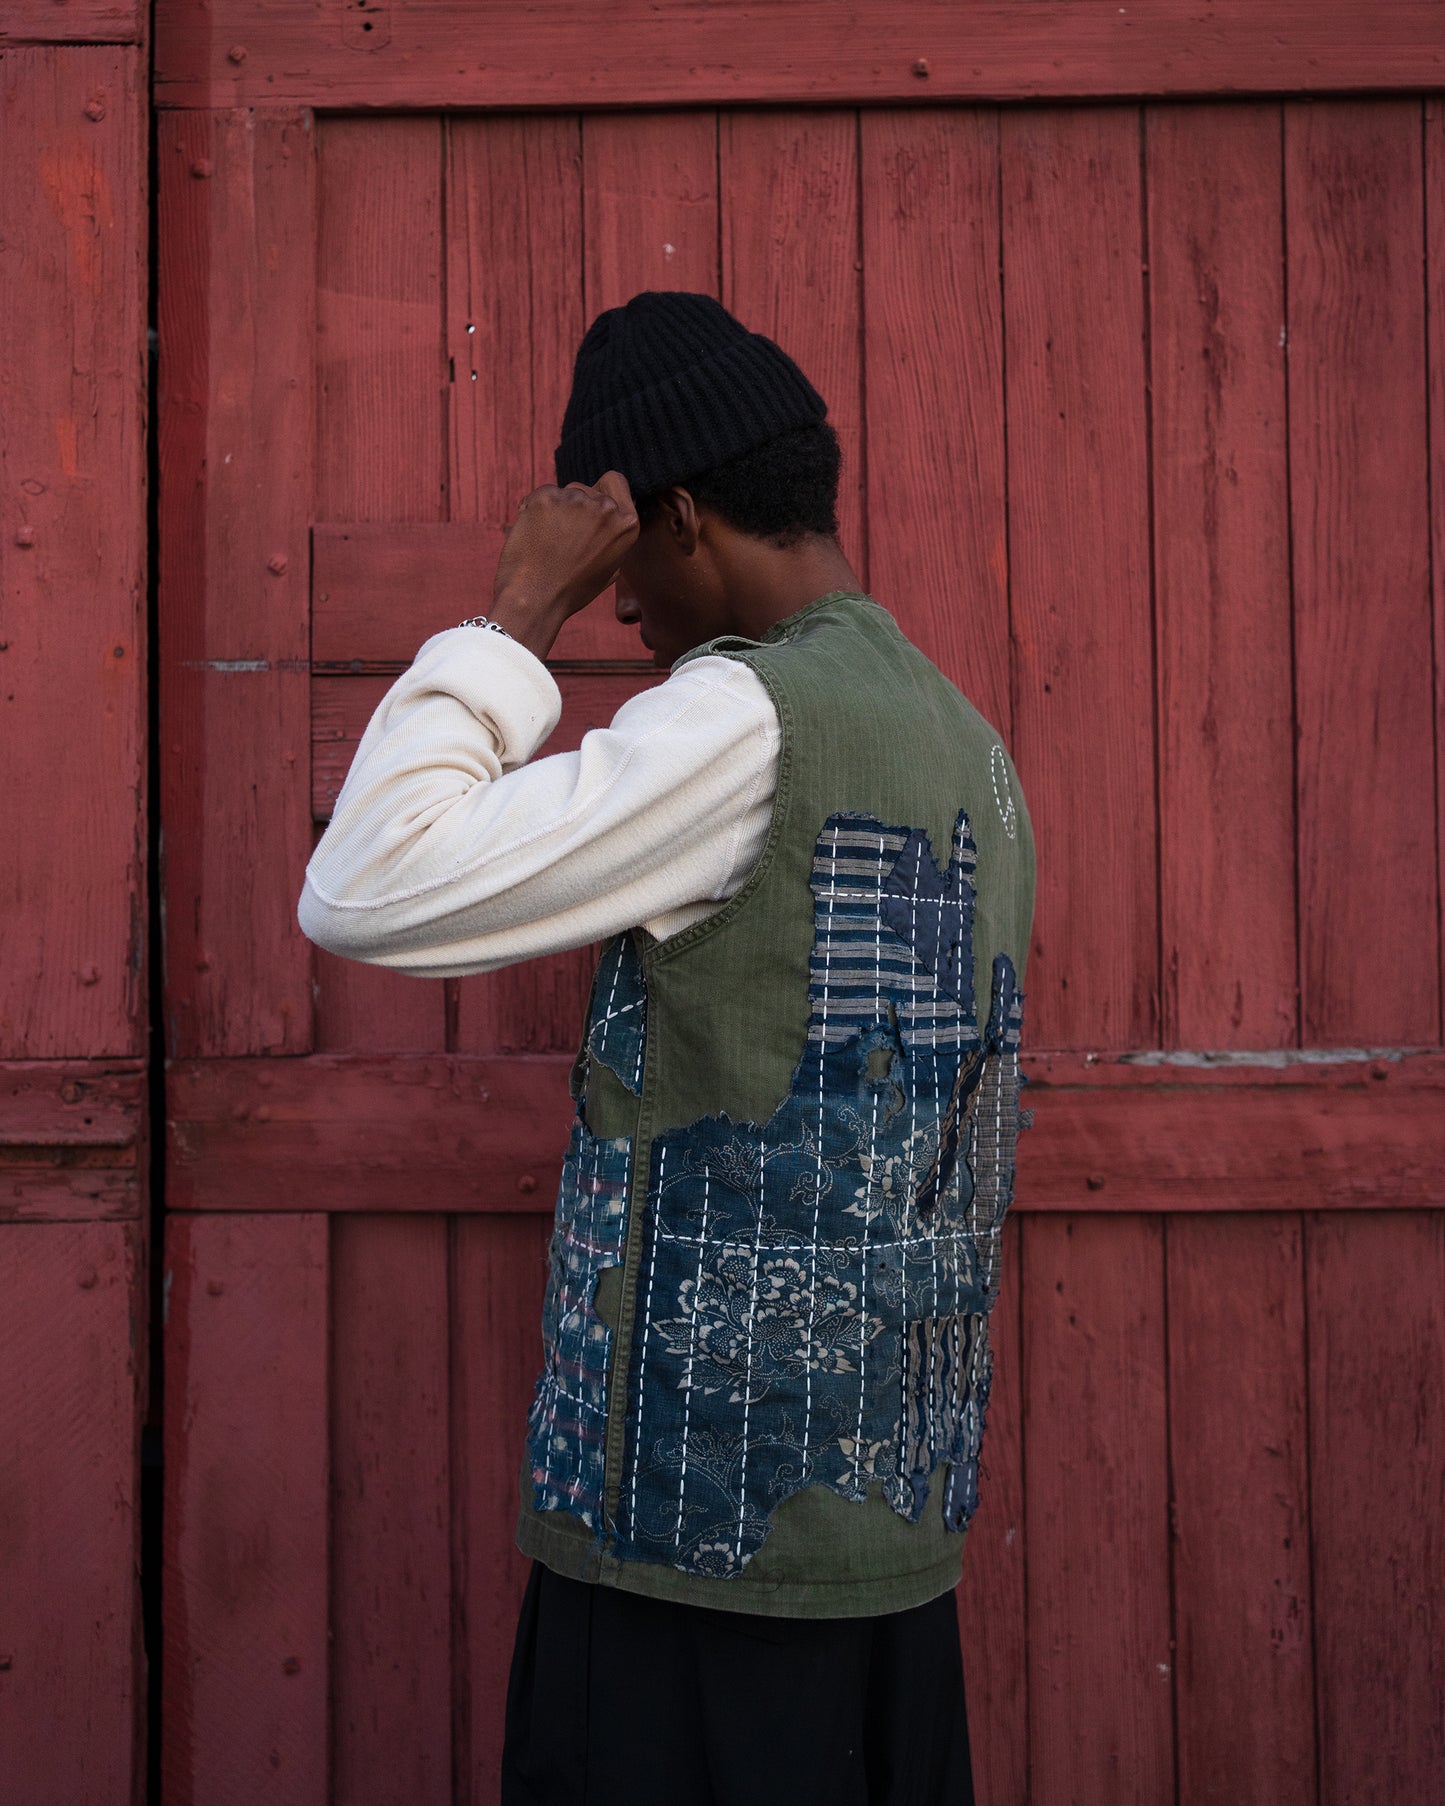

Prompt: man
[{"left": 298, "top": 291, "right": 1036, "bottom": 1806}]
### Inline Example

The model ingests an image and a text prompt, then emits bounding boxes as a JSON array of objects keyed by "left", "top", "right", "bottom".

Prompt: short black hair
[{"left": 634, "top": 419, "right": 841, "bottom": 547}]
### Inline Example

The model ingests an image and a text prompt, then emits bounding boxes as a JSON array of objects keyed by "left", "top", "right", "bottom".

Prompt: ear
[{"left": 660, "top": 485, "right": 701, "bottom": 555}]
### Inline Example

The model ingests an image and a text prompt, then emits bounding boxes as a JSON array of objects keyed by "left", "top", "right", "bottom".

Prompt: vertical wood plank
[
  {"left": 443, "top": 112, "right": 600, "bottom": 1057},
  {"left": 330, "top": 1215, "right": 451, "bottom": 1806},
  {"left": 162, "top": 1213, "right": 329, "bottom": 1806},
  {"left": 0, "top": 1222, "right": 142, "bottom": 1806},
  {"left": 452, "top": 1213, "right": 551, "bottom": 1805},
  {"left": 955, "top": 1212, "right": 1027, "bottom": 1806},
  {"left": 1147, "top": 103, "right": 1298, "bottom": 1051},
  {"left": 0, "top": 45, "right": 147, "bottom": 1060},
  {"left": 720, "top": 109, "right": 866, "bottom": 582},
  {"left": 860, "top": 108, "right": 1011, "bottom": 732},
  {"left": 1023, "top": 1214, "right": 1174, "bottom": 1805},
  {"left": 582, "top": 110, "right": 718, "bottom": 309},
  {"left": 1003, "top": 107, "right": 1158, "bottom": 1051},
  {"left": 1168, "top": 1213, "right": 1316, "bottom": 1806},
  {"left": 1286, "top": 99, "right": 1439, "bottom": 1046},
  {"left": 1306, "top": 1211, "right": 1445, "bottom": 1804},
  {"left": 157, "top": 108, "right": 315, "bottom": 1058},
  {"left": 1427, "top": 97, "right": 1445, "bottom": 1033},
  {"left": 312, "top": 116, "right": 448, "bottom": 1054}
]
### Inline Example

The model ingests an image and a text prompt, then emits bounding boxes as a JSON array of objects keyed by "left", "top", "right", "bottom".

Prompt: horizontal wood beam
[
  {"left": 0, "top": 1060, "right": 147, "bottom": 1222},
  {"left": 0, "top": 1, "right": 142, "bottom": 44},
  {"left": 312, "top": 522, "right": 647, "bottom": 665},
  {"left": 166, "top": 1048, "right": 1445, "bottom": 1214},
  {"left": 153, "top": 2, "right": 1445, "bottom": 110}
]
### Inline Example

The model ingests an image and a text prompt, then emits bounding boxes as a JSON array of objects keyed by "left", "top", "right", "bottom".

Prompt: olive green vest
[{"left": 515, "top": 591, "right": 1036, "bottom": 1616}]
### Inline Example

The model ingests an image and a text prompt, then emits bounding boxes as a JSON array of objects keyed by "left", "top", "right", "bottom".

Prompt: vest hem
[{"left": 515, "top": 1506, "right": 967, "bottom": 1620}]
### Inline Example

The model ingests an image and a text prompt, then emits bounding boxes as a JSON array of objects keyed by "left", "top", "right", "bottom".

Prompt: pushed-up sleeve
[{"left": 296, "top": 626, "right": 780, "bottom": 978}]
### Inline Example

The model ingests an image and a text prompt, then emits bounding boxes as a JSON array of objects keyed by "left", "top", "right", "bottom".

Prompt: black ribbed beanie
[{"left": 554, "top": 291, "right": 828, "bottom": 494}]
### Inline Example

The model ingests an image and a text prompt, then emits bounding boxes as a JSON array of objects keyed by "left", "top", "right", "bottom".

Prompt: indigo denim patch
[
  {"left": 525, "top": 1110, "right": 632, "bottom": 1528},
  {"left": 609, "top": 810, "right": 1026, "bottom": 1578},
  {"left": 587, "top": 930, "right": 647, "bottom": 1096}
]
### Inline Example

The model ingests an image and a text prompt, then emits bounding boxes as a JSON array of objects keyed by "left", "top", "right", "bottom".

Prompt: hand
[{"left": 489, "top": 471, "right": 639, "bottom": 657}]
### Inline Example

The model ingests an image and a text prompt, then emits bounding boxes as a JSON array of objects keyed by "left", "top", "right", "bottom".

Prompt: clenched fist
[{"left": 488, "top": 471, "right": 640, "bottom": 657}]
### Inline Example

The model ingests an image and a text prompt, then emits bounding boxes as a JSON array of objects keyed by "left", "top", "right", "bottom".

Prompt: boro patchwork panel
[{"left": 609, "top": 809, "right": 1026, "bottom": 1578}]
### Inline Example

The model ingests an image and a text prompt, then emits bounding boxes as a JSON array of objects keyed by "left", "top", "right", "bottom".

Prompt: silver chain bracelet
[{"left": 456, "top": 614, "right": 512, "bottom": 637}]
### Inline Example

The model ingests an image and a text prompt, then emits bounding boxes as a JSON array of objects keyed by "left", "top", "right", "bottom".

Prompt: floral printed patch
[{"left": 609, "top": 809, "right": 1026, "bottom": 1578}]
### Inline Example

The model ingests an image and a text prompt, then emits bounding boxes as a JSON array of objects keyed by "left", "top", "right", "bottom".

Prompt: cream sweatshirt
[{"left": 296, "top": 625, "right": 781, "bottom": 979}]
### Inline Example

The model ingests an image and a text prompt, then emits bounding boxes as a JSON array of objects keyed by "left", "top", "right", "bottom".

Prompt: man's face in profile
[{"left": 612, "top": 491, "right": 731, "bottom": 669}]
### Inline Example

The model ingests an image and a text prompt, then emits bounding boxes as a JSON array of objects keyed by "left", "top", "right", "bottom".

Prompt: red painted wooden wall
[
  {"left": 5, "top": 2, "right": 1445, "bottom": 1803},
  {"left": 0, "top": 3, "right": 150, "bottom": 1800}
]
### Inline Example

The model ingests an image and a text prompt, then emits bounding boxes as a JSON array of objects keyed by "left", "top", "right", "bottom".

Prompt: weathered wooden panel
[
  {"left": 163, "top": 1213, "right": 329, "bottom": 1805},
  {"left": 167, "top": 1054, "right": 574, "bottom": 1212},
  {"left": 157, "top": 108, "right": 315, "bottom": 1058},
  {"left": 0, "top": 45, "right": 147, "bottom": 1061},
  {"left": 1148, "top": 103, "right": 1298, "bottom": 1051},
  {"left": 1306, "top": 1211, "right": 1445, "bottom": 1803},
  {"left": 860, "top": 107, "right": 1010, "bottom": 734},
  {"left": 0, "top": 1058, "right": 145, "bottom": 1222},
  {"left": 312, "top": 117, "right": 450, "bottom": 1057},
  {"left": 1168, "top": 1213, "right": 1316, "bottom": 1805},
  {"left": 1287, "top": 100, "right": 1440, "bottom": 1046},
  {"left": 0, "top": 0, "right": 141, "bottom": 44},
  {"left": 1004, "top": 106, "right": 1157, "bottom": 1049},
  {"left": 721, "top": 110, "right": 866, "bottom": 582},
  {"left": 151, "top": 1, "right": 1445, "bottom": 110},
  {"left": 331, "top": 1215, "right": 452, "bottom": 1806},
  {"left": 954, "top": 1212, "right": 1026, "bottom": 1806},
  {"left": 0, "top": 1221, "right": 143, "bottom": 1806},
  {"left": 443, "top": 112, "right": 637, "bottom": 665},
  {"left": 1427, "top": 97, "right": 1445, "bottom": 1036},
  {"left": 452, "top": 1212, "right": 551, "bottom": 1802},
  {"left": 1024, "top": 1214, "right": 1174, "bottom": 1804}
]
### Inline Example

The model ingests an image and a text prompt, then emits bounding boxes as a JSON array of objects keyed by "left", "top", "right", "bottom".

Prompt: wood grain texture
[
  {"left": 954, "top": 1212, "right": 1026, "bottom": 1806},
  {"left": 162, "top": 1213, "right": 329, "bottom": 1806},
  {"left": 860, "top": 107, "right": 1010, "bottom": 733},
  {"left": 1023, "top": 1213, "right": 1174, "bottom": 1805},
  {"left": 1286, "top": 100, "right": 1440, "bottom": 1046},
  {"left": 1427, "top": 98, "right": 1445, "bottom": 1048},
  {"left": 1167, "top": 1213, "right": 1316, "bottom": 1806},
  {"left": 451, "top": 1212, "right": 551, "bottom": 1803},
  {"left": 1003, "top": 106, "right": 1158, "bottom": 1050},
  {"left": 313, "top": 116, "right": 450, "bottom": 1055},
  {"left": 1306, "top": 1211, "right": 1445, "bottom": 1804},
  {"left": 583, "top": 109, "right": 718, "bottom": 309},
  {"left": 157, "top": 108, "right": 315, "bottom": 1058},
  {"left": 1147, "top": 103, "right": 1298, "bottom": 1051},
  {"left": 151, "top": 2, "right": 1445, "bottom": 110},
  {"left": 166, "top": 1054, "right": 575, "bottom": 1212},
  {"left": 0, "top": 1221, "right": 143, "bottom": 1806},
  {"left": 330, "top": 1215, "right": 452, "bottom": 1806},
  {"left": 0, "top": 1057, "right": 145, "bottom": 1221},
  {"left": 443, "top": 112, "right": 637, "bottom": 665},
  {"left": 0, "top": 0, "right": 141, "bottom": 42},
  {"left": 720, "top": 109, "right": 866, "bottom": 581},
  {"left": 1, "top": 45, "right": 147, "bottom": 1060}
]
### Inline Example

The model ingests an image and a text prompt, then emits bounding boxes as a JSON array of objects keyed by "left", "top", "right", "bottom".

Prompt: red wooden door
[
  {"left": 153, "top": 12, "right": 1445, "bottom": 1804},
  {"left": 0, "top": 19, "right": 149, "bottom": 1804}
]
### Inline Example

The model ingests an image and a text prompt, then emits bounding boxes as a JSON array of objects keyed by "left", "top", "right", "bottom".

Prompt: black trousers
[{"left": 501, "top": 1558, "right": 976, "bottom": 1806}]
